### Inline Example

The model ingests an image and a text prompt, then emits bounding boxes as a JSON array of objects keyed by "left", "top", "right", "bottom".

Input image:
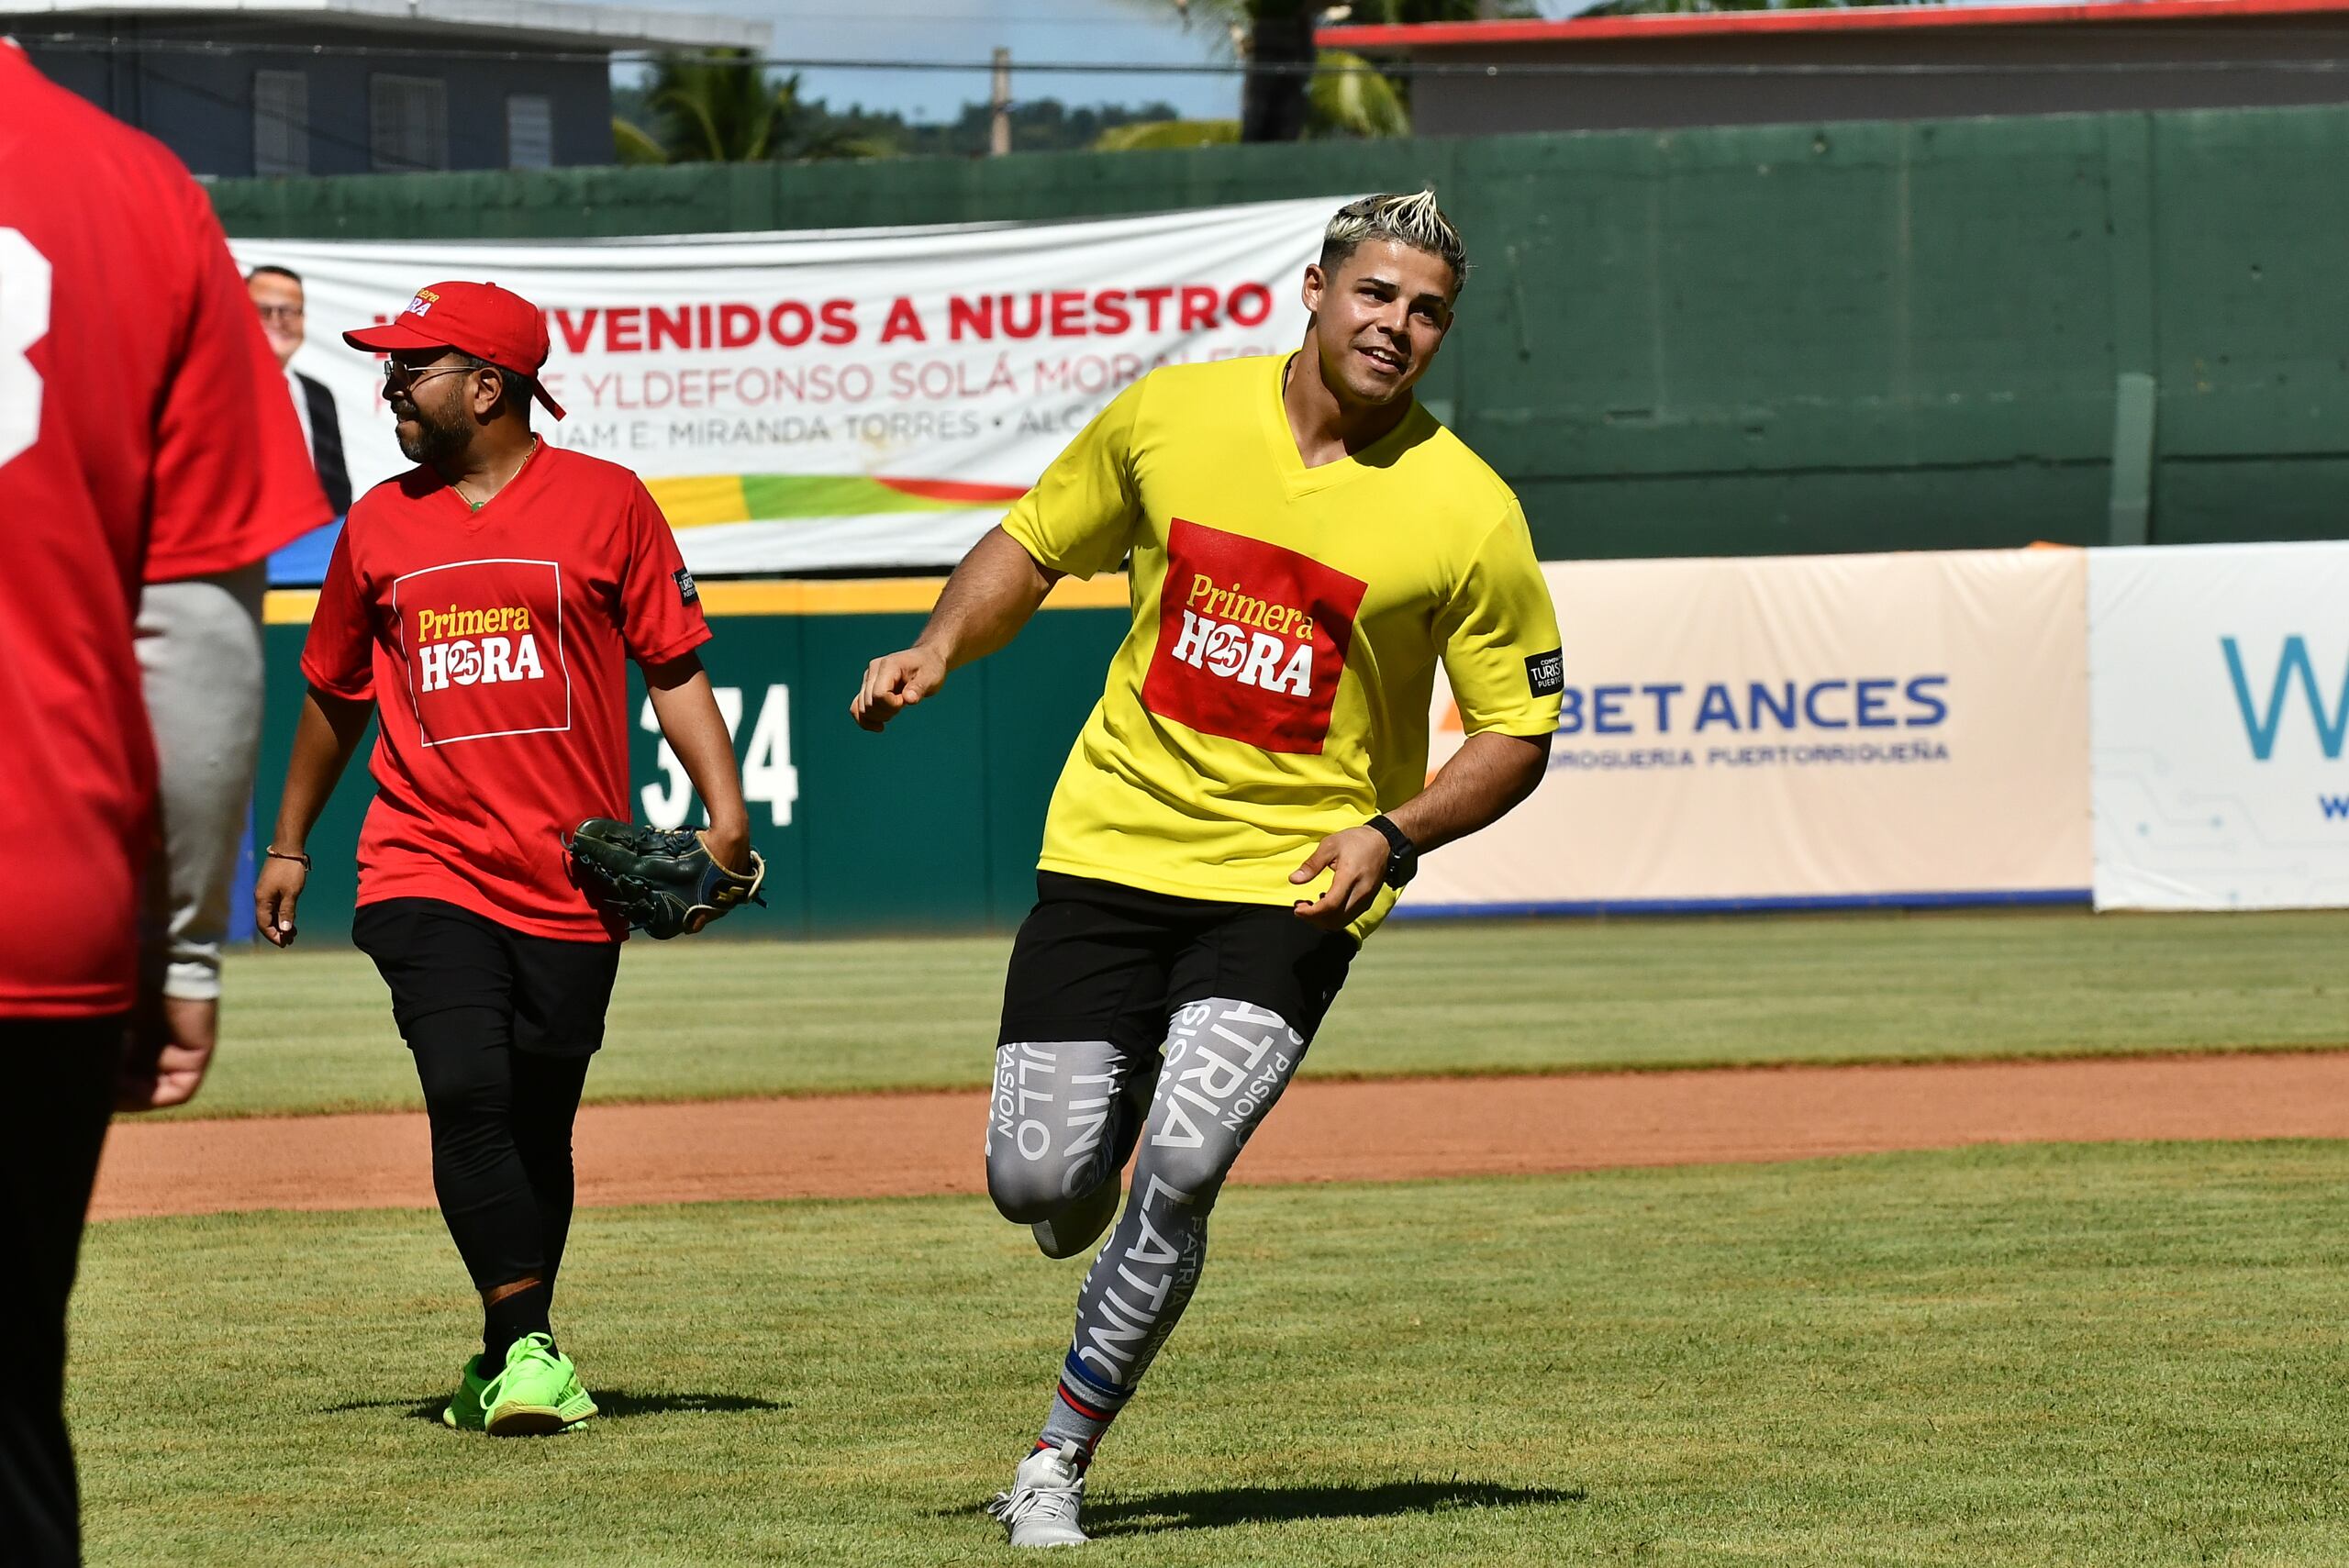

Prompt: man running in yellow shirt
[{"left": 851, "top": 191, "right": 1563, "bottom": 1549}]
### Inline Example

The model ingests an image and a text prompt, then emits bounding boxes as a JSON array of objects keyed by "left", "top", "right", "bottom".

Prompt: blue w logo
[{"left": 2221, "top": 638, "right": 2349, "bottom": 761}]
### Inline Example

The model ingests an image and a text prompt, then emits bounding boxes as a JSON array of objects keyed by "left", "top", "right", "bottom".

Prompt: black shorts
[
  {"left": 998, "top": 871, "right": 1359, "bottom": 1055},
  {"left": 352, "top": 898, "right": 621, "bottom": 1058}
]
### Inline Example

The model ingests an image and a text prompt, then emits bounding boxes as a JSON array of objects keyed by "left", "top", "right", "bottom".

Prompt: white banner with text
[
  {"left": 230, "top": 199, "right": 1330, "bottom": 573},
  {"left": 1407, "top": 549, "right": 2093, "bottom": 915},
  {"left": 2090, "top": 542, "right": 2349, "bottom": 909}
]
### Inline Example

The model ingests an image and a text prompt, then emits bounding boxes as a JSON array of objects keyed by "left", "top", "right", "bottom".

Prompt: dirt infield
[{"left": 88, "top": 1050, "right": 2349, "bottom": 1222}]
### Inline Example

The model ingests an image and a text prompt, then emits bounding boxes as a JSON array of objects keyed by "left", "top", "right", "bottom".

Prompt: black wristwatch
[{"left": 1365, "top": 814, "right": 1419, "bottom": 889}]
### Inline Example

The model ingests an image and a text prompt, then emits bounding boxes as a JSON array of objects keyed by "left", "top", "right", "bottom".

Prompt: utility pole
[{"left": 990, "top": 48, "right": 1011, "bottom": 157}]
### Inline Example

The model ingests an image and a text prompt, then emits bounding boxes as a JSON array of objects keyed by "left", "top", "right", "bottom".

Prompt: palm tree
[
  {"left": 1143, "top": 0, "right": 1514, "bottom": 141},
  {"left": 1093, "top": 118, "right": 1241, "bottom": 150},
  {"left": 613, "top": 50, "right": 896, "bottom": 164},
  {"left": 1309, "top": 49, "right": 1409, "bottom": 139},
  {"left": 623, "top": 50, "right": 790, "bottom": 162},
  {"left": 1088, "top": 56, "right": 1403, "bottom": 149},
  {"left": 613, "top": 116, "right": 667, "bottom": 166}
]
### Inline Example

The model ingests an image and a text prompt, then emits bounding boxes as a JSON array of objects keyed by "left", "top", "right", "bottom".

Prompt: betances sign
[{"left": 1408, "top": 549, "right": 2094, "bottom": 915}]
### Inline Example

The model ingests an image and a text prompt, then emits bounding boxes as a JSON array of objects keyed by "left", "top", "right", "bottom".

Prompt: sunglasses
[{"left": 380, "top": 360, "right": 481, "bottom": 390}]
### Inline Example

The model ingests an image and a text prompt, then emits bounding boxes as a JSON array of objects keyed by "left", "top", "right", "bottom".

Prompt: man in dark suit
[{"left": 248, "top": 264, "right": 351, "bottom": 517}]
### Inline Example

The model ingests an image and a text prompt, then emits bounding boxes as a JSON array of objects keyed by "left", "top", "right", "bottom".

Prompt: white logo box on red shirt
[{"left": 390, "top": 557, "right": 573, "bottom": 746}]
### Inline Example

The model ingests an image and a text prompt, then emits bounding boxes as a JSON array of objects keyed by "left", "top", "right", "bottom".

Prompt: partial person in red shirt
[
  {"left": 253, "top": 281, "right": 751, "bottom": 1436},
  {"left": 0, "top": 40, "right": 328, "bottom": 1566}
]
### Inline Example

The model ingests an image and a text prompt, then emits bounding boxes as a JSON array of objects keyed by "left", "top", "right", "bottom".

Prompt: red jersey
[
  {"left": 301, "top": 442, "right": 710, "bottom": 940},
  {"left": 0, "top": 46, "right": 328, "bottom": 1017}
]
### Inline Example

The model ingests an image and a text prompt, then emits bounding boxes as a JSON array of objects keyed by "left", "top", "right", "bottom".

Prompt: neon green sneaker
[
  {"left": 441, "top": 1353, "right": 494, "bottom": 1431},
  {"left": 478, "top": 1333, "right": 597, "bottom": 1436}
]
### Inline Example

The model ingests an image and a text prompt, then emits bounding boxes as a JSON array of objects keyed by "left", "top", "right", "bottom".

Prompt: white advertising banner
[
  {"left": 1408, "top": 549, "right": 2092, "bottom": 915},
  {"left": 2090, "top": 542, "right": 2349, "bottom": 909},
  {"left": 228, "top": 199, "right": 1330, "bottom": 573}
]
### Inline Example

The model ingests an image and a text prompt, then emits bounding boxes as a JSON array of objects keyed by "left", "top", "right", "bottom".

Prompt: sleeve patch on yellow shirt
[{"left": 1525, "top": 648, "right": 1564, "bottom": 697}]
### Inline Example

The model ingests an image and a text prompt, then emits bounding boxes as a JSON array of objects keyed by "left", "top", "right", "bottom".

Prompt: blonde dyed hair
[{"left": 1319, "top": 190, "right": 1470, "bottom": 293}]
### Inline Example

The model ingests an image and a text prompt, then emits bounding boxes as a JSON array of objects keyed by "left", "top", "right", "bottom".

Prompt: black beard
[{"left": 396, "top": 408, "right": 473, "bottom": 467}]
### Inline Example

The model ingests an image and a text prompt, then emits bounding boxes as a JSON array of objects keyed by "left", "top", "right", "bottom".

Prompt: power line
[
  {"left": 50, "top": 41, "right": 1166, "bottom": 172},
  {"left": 653, "top": 9, "right": 1230, "bottom": 24},
  {"left": 117, "top": 51, "right": 424, "bottom": 167},
  {"left": 18, "top": 31, "right": 2349, "bottom": 76},
  {"left": 647, "top": 4, "right": 1230, "bottom": 20},
  {"left": 605, "top": 51, "right": 2349, "bottom": 77}
]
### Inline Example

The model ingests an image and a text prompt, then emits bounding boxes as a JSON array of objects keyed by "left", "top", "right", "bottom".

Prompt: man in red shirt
[
  {"left": 0, "top": 41, "right": 328, "bottom": 1564},
  {"left": 253, "top": 281, "right": 752, "bottom": 1436}
]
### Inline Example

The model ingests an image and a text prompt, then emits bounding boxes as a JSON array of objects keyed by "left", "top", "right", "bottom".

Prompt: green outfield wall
[
  {"left": 214, "top": 105, "right": 2349, "bottom": 560},
  {"left": 258, "top": 583, "right": 1128, "bottom": 940}
]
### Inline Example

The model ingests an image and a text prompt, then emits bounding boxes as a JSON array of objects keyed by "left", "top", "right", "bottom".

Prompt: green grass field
[
  {"left": 187, "top": 908, "right": 2349, "bottom": 1118},
  {"left": 72, "top": 1142, "right": 2349, "bottom": 1566}
]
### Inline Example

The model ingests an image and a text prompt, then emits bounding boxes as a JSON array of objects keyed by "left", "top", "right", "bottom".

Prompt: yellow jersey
[{"left": 1001, "top": 352, "right": 1563, "bottom": 939}]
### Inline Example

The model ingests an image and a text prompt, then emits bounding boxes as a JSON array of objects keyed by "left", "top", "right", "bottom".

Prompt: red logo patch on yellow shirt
[{"left": 1141, "top": 519, "right": 1367, "bottom": 754}]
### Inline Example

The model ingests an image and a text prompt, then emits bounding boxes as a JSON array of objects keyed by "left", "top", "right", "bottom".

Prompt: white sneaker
[
  {"left": 985, "top": 1440, "right": 1090, "bottom": 1548},
  {"left": 1032, "top": 1176, "right": 1119, "bottom": 1261}
]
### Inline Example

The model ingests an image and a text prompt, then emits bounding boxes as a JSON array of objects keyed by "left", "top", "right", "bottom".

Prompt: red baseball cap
[{"left": 343, "top": 280, "right": 566, "bottom": 420}]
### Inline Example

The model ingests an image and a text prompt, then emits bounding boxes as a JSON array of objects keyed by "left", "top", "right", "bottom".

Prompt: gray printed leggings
[{"left": 988, "top": 995, "right": 1308, "bottom": 1396}]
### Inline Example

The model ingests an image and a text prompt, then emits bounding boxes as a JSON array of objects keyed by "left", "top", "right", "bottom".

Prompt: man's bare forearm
[
  {"left": 645, "top": 654, "right": 751, "bottom": 868},
  {"left": 1385, "top": 730, "right": 1552, "bottom": 854},
  {"left": 917, "top": 526, "right": 1062, "bottom": 672},
  {"left": 271, "top": 686, "right": 373, "bottom": 851},
  {"left": 851, "top": 527, "right": 1066, "bottom": 733}
]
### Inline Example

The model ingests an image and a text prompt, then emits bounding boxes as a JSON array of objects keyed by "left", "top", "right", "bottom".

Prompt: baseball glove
[{"left": 566, "top": 817, "right": 766, "bottom": 939}]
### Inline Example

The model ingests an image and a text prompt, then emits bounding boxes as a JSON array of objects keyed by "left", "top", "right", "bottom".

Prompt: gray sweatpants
[{"left": 988, "top": 995, "right": 1308, "bottom": 1398}]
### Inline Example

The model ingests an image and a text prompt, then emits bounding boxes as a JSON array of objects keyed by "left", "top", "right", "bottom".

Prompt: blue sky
[
  {"left": 625, "top": 0, "right": 1245, "bottom": 123},
  {"left": 621, "top": 0, "right": 1605, "bottom": 124}
]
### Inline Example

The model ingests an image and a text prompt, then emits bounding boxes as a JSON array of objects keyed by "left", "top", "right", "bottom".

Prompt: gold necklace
[{"left": 455, "top": 443, "right": 533, "bottom": 508}]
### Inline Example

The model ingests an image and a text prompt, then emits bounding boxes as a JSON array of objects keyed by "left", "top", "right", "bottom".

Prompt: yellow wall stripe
[
  {"left": 267, "top": 589, "right": 321, "bottom": 625},
  {"left": 643, "top": 474, "right": 751, "bottom": 529},
  {"left": 262, "top": 573, "right": 1128, "bottom": 626}
]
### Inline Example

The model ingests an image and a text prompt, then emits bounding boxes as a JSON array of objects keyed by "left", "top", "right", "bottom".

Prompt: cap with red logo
[{"left": 343, "top": 281, "right": 566, "bottom": 420}]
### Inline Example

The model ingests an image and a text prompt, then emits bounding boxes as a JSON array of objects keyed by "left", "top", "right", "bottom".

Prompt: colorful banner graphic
[
  {"left": 228, "top": 199, "right": 1332, "bottom": 573},
  {"left": 2090, "top": 542, "right": 2349, "bottom": 909},
  {"left": 1408, "top": 549, "right": 2093, "bottom": 915}
]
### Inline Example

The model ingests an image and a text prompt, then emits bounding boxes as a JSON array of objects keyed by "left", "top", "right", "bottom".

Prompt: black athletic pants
[
  {"left": 0, "top": 1016, "right": 119, "bottom": 1568},
  {"left": 353, "top": 901, "right": 618, "bottom": 1313}
]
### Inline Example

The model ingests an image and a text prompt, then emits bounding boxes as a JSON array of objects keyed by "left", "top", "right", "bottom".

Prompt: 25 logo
[{"left": 1142, "top": 520, "right": 1365, "bottom": 755}]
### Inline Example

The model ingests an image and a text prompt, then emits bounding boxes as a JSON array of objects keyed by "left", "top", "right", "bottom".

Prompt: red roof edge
[{"left": 1319, "top": 0, "right": 2349, "bottom": 51}]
